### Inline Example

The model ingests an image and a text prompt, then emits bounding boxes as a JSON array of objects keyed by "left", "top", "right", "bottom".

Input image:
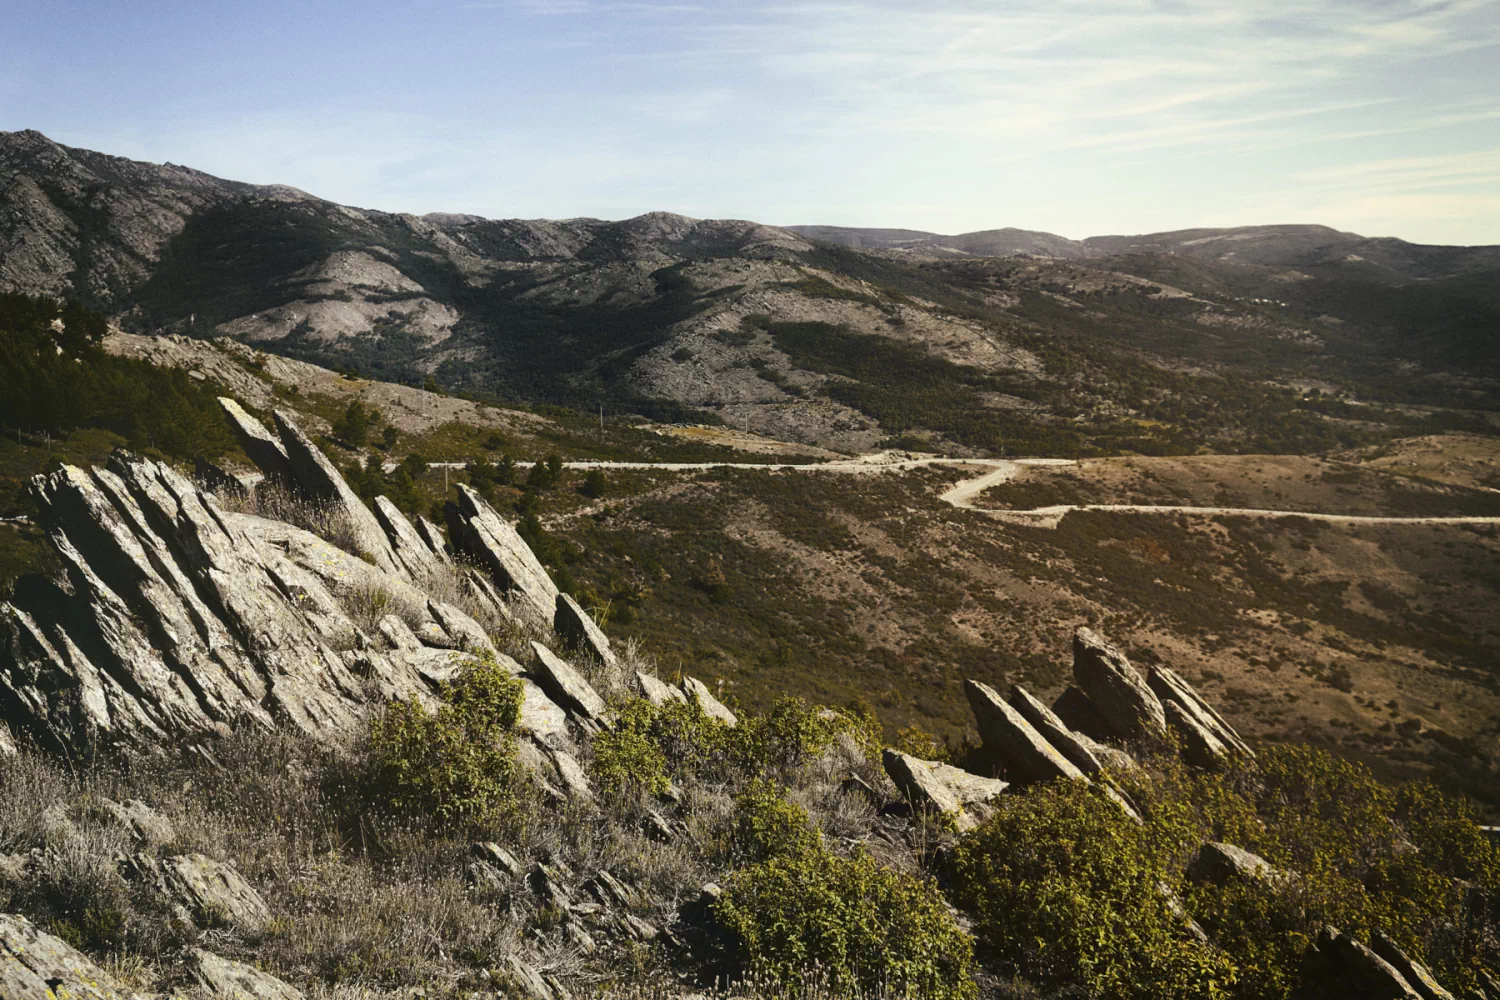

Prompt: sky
[{"left": 3, "top": 0, "right": 1499, "bottom": 245}]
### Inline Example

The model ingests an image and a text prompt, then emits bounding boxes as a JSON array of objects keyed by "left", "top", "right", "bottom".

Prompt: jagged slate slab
[
  {"left": 271, "top": 409, "right": 405, "bottom": 577},
  {"left": 414, "top": 514, "right": 451, "bottom": 562},
  {"left": 1371, "top": 931, "right": 1456, "bottom": 1000},
  {"left": 1164, "top": 700, "right": 1230, "bottom": 770},
  {"left": 1147, "top": 664, "right": 1254, "bottom": 759},
  {"left": 379, "top": 614, "right": 423, "bottom": 650},
  {"left": 635, "top": 671, "right": 687, "bottom": 706},
  {"left": 95, "top": 798, "right": 175, "bottom": 847},
  {"left": 507, "top": 955, "right": 555, "bottom": 1000},
  {"left": 555, "top": 592, "right": 619, "bottom": 669},
  {"left": 0, "top": 912, "right": 129, "bottom": 999},
  {"left": 462, "top": 566, "right": 519, "bottom": 626},
  {"left": 881, "top": 749, "right": 1006, "bottom": 831},
  {"left": 1051, "top": 685, "right": 1115, "bottom": 743},
  {"left": 427, "top": 599, "right": 498, "bottom": 656},
  {"left": 1008, "top": 684, "right": 1107, "bottom": 776},
  {"left": 1072, "top": 627, "right": 1167, "bottom": 741},
  {"left": 446, "top": 484, "right": 559, "bottom": 628},
  {"left": 186, "top": 947, "right": 306, "bottom": 1000},
  {"left": 965, "top": 680, "right": 1084, "bottom": 785},
  {"left": 1075, "top": 732, "right": 1138, "bottom": 772},
  {"left": 0, "top": 722, "right": 14, "bottom": 758},
  {"left": 681, "top": 675, "right": 738, "bottom": 726},
  {"left": 373, "top": 495, "right": 448, "bottom": 581},
  {"left": 1308, "top": 926, "right": 1421, "bottom": 999},
  {"left": 549, "top": 746, "right": 595, "bottom": 803},
  {"left": 473, "top": 841, "right": 524, "bottom": 877},
  {"left": 530, "top": 642, "right": 609, "bottom": 724},
  {"left": 193, "top": 455, "right": 248, "bottom": 498},
  {"left": 518, "top": 678, "right": 571, "bottom": 746},
  {"left": 120, "top": 852, "right": 272, "bottom": 931},
  {"left": 218, "top": 397, "right": 297, "bottom": 488},
  {"left": 1188, "top": 842, "right": 1279, "bottom": 885}
]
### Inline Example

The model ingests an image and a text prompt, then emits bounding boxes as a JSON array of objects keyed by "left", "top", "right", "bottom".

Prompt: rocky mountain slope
[{"left": 4, "top": 130, "right": 1498, "bottom": 456}]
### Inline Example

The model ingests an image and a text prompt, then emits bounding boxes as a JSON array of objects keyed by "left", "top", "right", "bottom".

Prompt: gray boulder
[
  {"left": 445, "top": 484, "right": 559, "bottom": 628},
  {"left": 548, "top": 746, "right": 595, "bottom": 803},
  {"left": 119, "top": 852, "right": 271, "bottom": 931},
  {"left": 506, "top": 955, "right": 555, "bottom": 1000},
  {"left": 94, "top": 797, "right": 175, "bottom": 847},
  {"left": 881, "top": 749, "right": 1007, "bottom": 831},
  {"left": 635, "top": 672, "right": 686, "bottom": 707},
  {"left": 185, "top": 947, "right": 305, "bottom": 1000},
  {"left": 271, "top": 409, "right": 405, "bottom": 577},
  {"left": 373, "top": 495, "right": 448, "bottom": 581},
  {"left": 1371, "top": 930, "right": 1456, "bottom": 1000},
  {"left": 681, "top": 675, "right": 737, "bottom": 726},
  {"left": 1007, "top": 683, "right": 1108, "bottom": 776},
  {"left": 1072, "top": 627, "right": 1167, "bottom": 740},
  {"left": 530, "top": 643, "right": 609, "bottom": 725},
  {"left": 555, "top": 593, "right": 619, "bottom": 670},
  {"left": 964, "top": 680, "right": 1084, "bottom": 785},
  {"left": 218, "top": 397, "right": 297, "bottom": 489},
  {"left": 1148, "top": 664, "right": 1254, "bottom": 759},
  {"left": 0, "top": 912, "right": 129, "bottom": 999}
]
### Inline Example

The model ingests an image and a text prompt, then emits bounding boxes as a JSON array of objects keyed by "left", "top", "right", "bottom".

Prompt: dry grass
[{"left": 216, "top": 482, "right": 370, "bottom": 560}]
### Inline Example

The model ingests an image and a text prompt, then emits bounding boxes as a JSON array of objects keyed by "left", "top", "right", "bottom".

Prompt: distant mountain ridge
[
  {"left": 786, "top": 223, "right": 1500, "bottom": 281},
  {"left": 3, "top": 128, "right": 1498, "bottom": 455}
]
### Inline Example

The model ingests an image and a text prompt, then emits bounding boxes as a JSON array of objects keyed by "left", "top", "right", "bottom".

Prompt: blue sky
[{"left": 4, "top": 0, "right": 1498, "bottom": 244}]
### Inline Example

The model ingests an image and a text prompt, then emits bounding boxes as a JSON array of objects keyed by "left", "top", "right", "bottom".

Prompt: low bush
[
  {"left": 364, "top": 652, "right": 527, "bottom": 828},
  {"left": 731, "top": 780, "right": 822, "bottom": 864},
  {"left": 717, "top": 848, "right": 975, "bottom": 1000}
]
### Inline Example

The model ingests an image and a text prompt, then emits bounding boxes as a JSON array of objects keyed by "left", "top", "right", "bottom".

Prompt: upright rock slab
[
  {"left": 271, "top": 410, "right": 404, "bottom": 577},
  {"left": 1008, "top": 684, "right": 1108, "bottom": 776},
  {"left": 555, "top": 593, "right": 619, "bottom": 670},
  {"left": 1371, "top": 931, "right": 1456, "bottom": 1000},
  {"left": 1148, "top": 664, "right": 1254, "bottom": 759},
  {"left": 185, "top": 948, "right": 306, "bottom": 1000},
  {"left": 218, "top": 397, "right": 297, "bottom": 488},
  {"left": 530, "top": 642, "right": 609, "bottom": 725},
  {"left": 374, "top": 495, "right": 448, "bottom": 581},
  {"left": 1072, "top": 627, "right": 1166, "bottom": 741},
  {"left": 1164, "top": 699, "right": 1230, "bottom": 770},
  {"left": 964, "top": 680, "right": 1085, "bottom": 785},
  {"left": 119, "top": 852, "right": 272, "bottom": 932},
  {"left": 636, "top": 672, "right": 687, "bottom": 707},
  {"left": 446, "top": 484, "right": 559, "bottom": 628},
  {"left": 1305, "top": 926, "right": 1421, "bottom": 999}
]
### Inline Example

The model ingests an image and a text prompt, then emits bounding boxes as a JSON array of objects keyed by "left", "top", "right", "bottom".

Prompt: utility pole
[{"left": 599, "top": 403, "right": 604, "bottom": 440}]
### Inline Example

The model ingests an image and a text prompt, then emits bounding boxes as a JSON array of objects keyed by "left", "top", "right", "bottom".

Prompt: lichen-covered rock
[
  {"left": 445, "top": 484, "right": 559, "bottom": 628},
  {"left": 506, "top": 955, "right": 555, "bottom": 1000},
  {"left": 473, "top": 841, "right": 525, "bottom": 878},
  {"left": 680, "top": 675, "right": 737, "bottom": 726},
  {"left": 1188, "top": 842, "right": 1281, "bottom": 886},
  {"left": 881, "top": 749, "right": 1007, "bottom": 831},
  {"left": 185, "top": 947, "right": 305, "bottom": 999},
  {"left": 94, "top": 797, "right": 175, "bottom": 847},
  {"left": 373, "top": 495, "right": 448, "bottom": 582},
  {"left": 0, "top": 912, "right": 129, "bottom": 999},
  {"left": 1148, "top": 664, "right": 1254, "bottom": 759},
  {"left": 964, "top": 680, "right": 1084, "bottom": 784},
  {"left": 555, "top": 593, "right": 618, "bottom": 670},
  {"left": 635, "top": 671, "right": 686, "bottom": 707},
  {"left": 530, "top": 642, "right": 609, "bottom": 725},
  {"left": 549, "top": 746, "right": 595, "bottom": 803},
  {"left": 1007, "top": 684, "right": 1109, "bottom": 775},
  {"left": 1072, "top": 627, "right": 1167, "bottom": 741},
  {"left": 119, "top": 852, "right": 271, "bottom": 931}
]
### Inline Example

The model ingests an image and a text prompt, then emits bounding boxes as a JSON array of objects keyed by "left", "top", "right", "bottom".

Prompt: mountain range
[{"left": 4, "top": 128, "right": 1498, "bottom": 454}]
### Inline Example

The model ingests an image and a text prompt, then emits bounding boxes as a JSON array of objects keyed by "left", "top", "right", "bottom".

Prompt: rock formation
[
  {"left": 964, "top": 680, "right": 1085, "bottom": 784},
  {"left": 445, "top": 484, "right": 560, "bottom": 629},
  {"left": 1072, "top": 627, "right": 1167, "bottom": 740},
  {"left": 881, "top": 749, "right": 1007, "bottom": 831}
]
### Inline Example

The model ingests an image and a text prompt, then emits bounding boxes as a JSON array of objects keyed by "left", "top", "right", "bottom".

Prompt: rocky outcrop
[
  {"left": 0, "top": 452, "right": 459, "bottom": 755},
  {"left": 555, "top": 593, "right": 618, "bottom": 670},
  {"left": 373, "top": 495, "right": 449, "bottom": 581},
  {"left": 1164, "top": 699, "right": 1230, "bottom": 770},
  {"left": 681, "top": 676, "right": 737, "bottom": 726},
  {"left": 446, "top": 484, "right": 560, "bottom": 629},
  {"left": 881, "top": 749, "right": 1007, "bottom": 831},
  {"left": 1051, "top": 685, "right": 1115, "bottom": 742},
  {"left": 636, "top": 672, "right": 686, "bottom": 707},
  {"left": 530, "top": 642, "right": 609, "bottom": 727},
  {"left": 1072, "top": 627, "right": 1167, "bottom": 741},
  {"left": 0, "top": 912, "right": 130, "bottom": 999},
  {"left": 185, "top": 947, "right": 306, "bottom": 1000},
  {"left": 1148, "top": 664, "right": 1254, "bottom": 759},
  {"left": 964, "top": 680, "right": 1084, "bottom": 785},
  {"left": 95, "top": 797, "right": 175, "bottom": 847},
  {"left": 219, "top": 397, "right": 297, "bottom": 488},
  {"left": 1007, "top": 684, "right": 1108, "bottom": 776}
]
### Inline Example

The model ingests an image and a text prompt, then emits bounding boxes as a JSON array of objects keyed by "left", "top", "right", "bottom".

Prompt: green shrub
[
  {"left": 366, "top": 652, "right": 526, "bottom": 827},
  {"left": 950, "top": 779, "right": 1237, "bottom": 999},
  {"left": 717, "top": 850, "right": 975, "bottom": 1000},
  {"left": 733, "top": 698, "right": 882, "bottom": 776},
  {"left": 591, "top": 697, "right": 735, "bottom": 791},
  {"left": 732, "top": 780, "right": 822, "bottom": 864}
]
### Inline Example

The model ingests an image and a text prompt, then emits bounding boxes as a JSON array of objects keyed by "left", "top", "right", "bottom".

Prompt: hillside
[{"left": 4, "top": 130, "right": 1498, "bottom": 458}]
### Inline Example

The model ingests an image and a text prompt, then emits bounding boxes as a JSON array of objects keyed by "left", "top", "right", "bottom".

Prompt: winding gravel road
[{"left": 426, "top": 455, "right": 1500, "bottom": 530}]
